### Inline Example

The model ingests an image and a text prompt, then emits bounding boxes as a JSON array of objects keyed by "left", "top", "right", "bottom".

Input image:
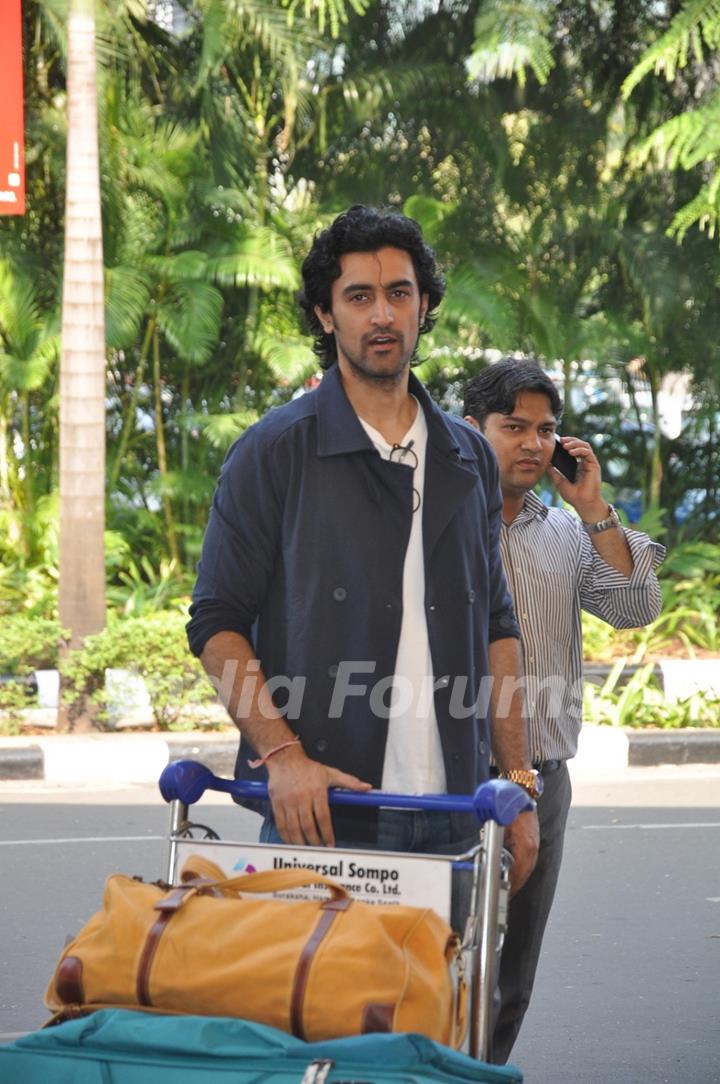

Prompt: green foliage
[
  {"left": 61, "top": 611, "right": 220, "bottom": 731},
  {"left": 621, "top": 0, "right": 720, "bottom": 96},
  {"left": 0, "top": 614, "right": 66, "bottom": 674},
  {"left": 0, "top": 559, "right": 58, "bottom": 619},
  {"left": 0, "top": 681, "right": 33, "bottom": 736},
  {"left": 105, "top": 550, "right": 193, "bottom": 617},
  {"left": 466, "top": 1, "right": 555, "bottom": 88},
  {"left": 283, "top": 0, "right": 368, "bottom": 38},
  {"left": 623, "top": 0, "right": 720, "bottom": 238},
  {"left": 583, "top": 661, "right": 720, "bottom": 729}
]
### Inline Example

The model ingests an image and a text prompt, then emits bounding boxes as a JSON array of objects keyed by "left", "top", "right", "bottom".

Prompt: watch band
[
  {"left": 581, "top": 503, "right": 620, "bottom": 535},
  {"left": 498, "top": 768, "right": 543, "bottom": 801}
]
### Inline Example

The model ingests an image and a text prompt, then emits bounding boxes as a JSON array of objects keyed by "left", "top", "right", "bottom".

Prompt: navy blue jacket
[{"left": 187, "top": 364, "right": 519, "bottom": 837}]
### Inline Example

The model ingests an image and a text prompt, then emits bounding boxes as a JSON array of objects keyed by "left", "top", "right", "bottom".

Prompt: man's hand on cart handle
[
  {"left": 503, "top": 808, "right": 540, "bottom": 896},
  {"left": 267, "top": 744, "right": 372, "bottom": 847}
]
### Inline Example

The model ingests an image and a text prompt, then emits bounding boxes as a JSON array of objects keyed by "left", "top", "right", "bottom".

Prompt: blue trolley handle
[{"left": 159, "top": 758, "right": 534, "bottom": 824}]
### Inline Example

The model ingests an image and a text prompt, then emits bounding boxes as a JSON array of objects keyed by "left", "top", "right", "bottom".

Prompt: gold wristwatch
[{"left": 498, "top": 768, "right": 544, "bottom": 801}]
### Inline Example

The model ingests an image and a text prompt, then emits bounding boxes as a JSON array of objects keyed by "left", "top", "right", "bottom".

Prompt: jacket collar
[{"left": 314, "top": 363, "right": 466, "bottom": 460}]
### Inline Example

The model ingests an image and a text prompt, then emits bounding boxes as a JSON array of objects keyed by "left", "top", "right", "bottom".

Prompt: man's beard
[{"left": 338, "top": 330, "right": 417, "bottom": 385}]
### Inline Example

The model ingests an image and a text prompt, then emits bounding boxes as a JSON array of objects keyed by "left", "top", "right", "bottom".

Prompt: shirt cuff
[{"left": 590, "top": 529, "right": 665, "bottom": 589}]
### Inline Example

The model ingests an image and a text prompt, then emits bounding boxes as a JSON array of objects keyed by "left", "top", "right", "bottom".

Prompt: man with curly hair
[{"left": 188, "top": 206, "right": 539, "bottom": 891}]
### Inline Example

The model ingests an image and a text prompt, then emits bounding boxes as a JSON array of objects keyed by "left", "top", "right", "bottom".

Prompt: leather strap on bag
[
  {"left": 137, "top": 863, "right": 353, "bottom": 1009},
  {"left": 138, "top": 885, "right": 198, "bottom": 1005},
  {"left": 177, "top": 863, "right": 352, "bottom": 903},
  {"left": 290, "top": 894, "right": 351, "bottom": 1039}
]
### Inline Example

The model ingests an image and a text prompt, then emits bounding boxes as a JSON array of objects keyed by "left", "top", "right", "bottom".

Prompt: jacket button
[
  {"left": 328, "top": 664, "right": 338, "bottom": 677},
  {"left": 333, "top": 587, "right": 347, "bottom": 602},
  {"left": 478, "top": 741, "right": 486, "bottom": 755},
  {"left": 428, "top": 604, "right": 436, "bottom": 612},
  {"left": 315, "top": 738, "right": 329, "bottom": 753},
  {"left": 436, "top": 675, "right": 449, "bottom": 688},
  {"left": 452, "top": 753, "right": 461, "bottom": 763},
  {"left": 467, "top": 590, "right": 475, "bottom": 604}
]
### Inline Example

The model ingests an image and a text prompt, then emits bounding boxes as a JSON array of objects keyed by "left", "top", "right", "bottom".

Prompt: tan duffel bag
[{"left": 45, "top": 856, "right": 467, "bottom": 1047}]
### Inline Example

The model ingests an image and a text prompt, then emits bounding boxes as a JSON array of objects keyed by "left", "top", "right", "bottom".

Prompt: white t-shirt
[{"left": 358, "top": 400, "right": 447, "bottom": 795}]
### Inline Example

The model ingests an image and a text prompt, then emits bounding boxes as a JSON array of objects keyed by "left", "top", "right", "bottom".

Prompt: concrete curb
[
  {"left": 1, "top": 726, "right": 720, "bottom": 783},
  {"left": 627, "top": 728, "right": 720, "bottom": 767},
  {"left": 0, "top": 732, "right": 239, "bottom": 784}
]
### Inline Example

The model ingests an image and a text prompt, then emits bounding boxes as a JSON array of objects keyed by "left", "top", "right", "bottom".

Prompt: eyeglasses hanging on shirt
[{"left": 389, "top": 439, "right": 421, "bottom": 513}]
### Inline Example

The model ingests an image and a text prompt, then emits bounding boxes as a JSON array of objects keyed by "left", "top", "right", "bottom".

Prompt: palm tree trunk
[{"left": 58, "top": 0, "right": 106, "bottom": 730}]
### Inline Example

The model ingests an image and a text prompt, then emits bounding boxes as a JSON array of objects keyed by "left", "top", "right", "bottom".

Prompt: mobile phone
[{"left": 551, "top": 437, "right": 578, "bottom": 483}]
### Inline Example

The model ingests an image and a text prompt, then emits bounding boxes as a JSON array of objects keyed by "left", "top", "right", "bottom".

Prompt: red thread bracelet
[{"left": 247, "top": 736, "right": 301, "bottom": 769}]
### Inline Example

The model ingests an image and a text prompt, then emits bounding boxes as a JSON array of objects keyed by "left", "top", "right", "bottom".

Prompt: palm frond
[
  {"left": 0, "top": 260, "right": 42, "bottom": 358},
  {"left": 206, "top": 228, "right": 299, "bottom": 291},
  {"left": 622, "top": 0, "right": 720, "bottom": 98},
  {"left": 441, "top": 265, "right": 520, "bottom": 349},
  {"left": 519, "top": 290, "right": 566, "bottom": 359},
  {"left": 105, "top": 265, "right": 152, "bottom": 349},
  {"left": 120, "top": 120, "right": 201, "bottom": 208},
  {"left": 195, "top": 410, "right": 261, "bottom": 449},
  {"left": 251, "top": 329, "right": 317, "bottom": 386},
  {"left": 109, "top": 192, "right": 167, "bottom": 265},
  {"left": 0, "top": 338, "right": 59, "bottom": 394},
  {"left": 668, "top": 172, "right": 720, "bottom": 238},
  {"left": 466, "top": 0, "right": 555, "bottom": 89},
  {"left": 146, "top": 251, "right": 211, "bottom": 283},
  {"left": 195, "top": 0, "right": 314, "bottom": 90},
  {"left": 156, "top": 281, "right": 224, "bottom": 365},
  {"left": 631, "top": 92, "right": 720, "bottom": 171}
]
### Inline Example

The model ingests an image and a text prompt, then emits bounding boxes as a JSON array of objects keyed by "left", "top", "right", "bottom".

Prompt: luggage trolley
[{"left": 159, "top": 759, "right": 534, "bottom": 1067}]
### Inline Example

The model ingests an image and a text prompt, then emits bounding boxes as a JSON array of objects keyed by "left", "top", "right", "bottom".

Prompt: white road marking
[
  {"left": 581, "top": 822, "right": 720, "bottom": 830},
  {"left": 0, "top": 835, "right": 164, "bottom": 846}
]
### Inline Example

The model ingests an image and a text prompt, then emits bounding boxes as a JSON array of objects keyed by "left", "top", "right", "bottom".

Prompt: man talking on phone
[{"left": 463, "top": 358, "right": 665, "bottom": 1063}]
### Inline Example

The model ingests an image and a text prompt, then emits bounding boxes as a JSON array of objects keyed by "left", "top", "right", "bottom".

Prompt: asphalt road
[
  {"left": 1, "top": 764, "right": 719, "bottom": 1084},
  {"left": 514, "top": 764, "right": 720, "bottom": 1084}
]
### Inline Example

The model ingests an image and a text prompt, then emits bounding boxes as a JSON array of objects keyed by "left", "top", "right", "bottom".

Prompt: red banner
[{"left": 0, "top": 0, "right": 26, "bottom": 215}]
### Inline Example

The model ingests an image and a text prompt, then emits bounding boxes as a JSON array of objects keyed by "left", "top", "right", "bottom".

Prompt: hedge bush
[{"left": 61, "top": 610, "right": 221, "bottom": 731}]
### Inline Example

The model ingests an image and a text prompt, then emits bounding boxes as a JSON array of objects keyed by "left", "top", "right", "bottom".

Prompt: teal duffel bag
[{"left": 0, "top": 1010, "right": 522, "bottom": 1084}]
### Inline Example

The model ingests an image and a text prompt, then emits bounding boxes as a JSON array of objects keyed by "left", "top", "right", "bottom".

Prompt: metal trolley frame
[{"left": 159, "top": 760, "right": 533, "bottom": 1065}]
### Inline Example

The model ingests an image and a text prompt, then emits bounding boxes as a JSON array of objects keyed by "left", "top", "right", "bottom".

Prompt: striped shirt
[{"left": 500, "top": 491, "right": 665, "bottom": 762}]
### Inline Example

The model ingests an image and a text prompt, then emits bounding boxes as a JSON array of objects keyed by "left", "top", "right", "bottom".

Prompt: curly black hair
[
  {"left": 298, "top": 204, "right": 446, "bottom": 369},
  {"left": 463, "top": 358, "right": 563, "bottom": 428}
]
